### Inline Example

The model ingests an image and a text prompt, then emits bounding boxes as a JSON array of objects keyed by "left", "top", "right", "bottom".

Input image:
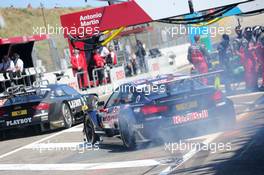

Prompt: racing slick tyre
[
  {"left": 84, "top": 115, "right": 99, "bottom": 145},
  {"left": 61, "top": 103, "right": 73, "bottom": 129},
  {"left": 119, "top": 115, "right": 136, "bottom": 150}
]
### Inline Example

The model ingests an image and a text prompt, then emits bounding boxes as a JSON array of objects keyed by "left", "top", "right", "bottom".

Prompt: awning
[{"left": 0, "top": 34, "right": 49, "bottom": 45}]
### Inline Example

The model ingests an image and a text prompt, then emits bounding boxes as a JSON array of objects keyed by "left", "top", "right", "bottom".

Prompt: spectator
[
  {"left": 93, "top": 49, "right": 105, "bottom": 85},
  {"left": 187, "top": 35, "right": 210, "bottom": 85},
  {"left": 11, "top": 53, "right": 24, "bottom": 77},
  {"left": 99, "top": 46, "right": 110, "bottom": 59},
  {"left": 135, "top": 40, "right": 147, "bottom": 73},
  {"left": 2, "top": 55, "right": 15, "bottom": 80},
  {"left": 108, "top": 45, "right": 118, "bottom": 66},
  {"left": 71, "top": 49, "right": 86, "bottom": 89}
]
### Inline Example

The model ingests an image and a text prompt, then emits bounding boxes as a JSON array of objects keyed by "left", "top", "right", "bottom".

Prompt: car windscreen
[
  {"left": 166, "top": 79, "right": 204, "bottom": 95},
  {"left": 3, "top": 89, "right": 50, "bottom": 105},
  {"left": 139, "top": 79, "right": 204, "bottom": 100}
]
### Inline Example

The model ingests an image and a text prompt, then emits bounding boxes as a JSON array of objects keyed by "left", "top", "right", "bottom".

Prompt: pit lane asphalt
[{"left": 0, "top": 92, "right": 264, "bottom": 175}]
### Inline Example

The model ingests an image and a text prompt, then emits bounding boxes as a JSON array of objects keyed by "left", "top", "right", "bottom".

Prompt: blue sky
[{"left": 0, "top": 0, "right": 108, "bottom": 8}]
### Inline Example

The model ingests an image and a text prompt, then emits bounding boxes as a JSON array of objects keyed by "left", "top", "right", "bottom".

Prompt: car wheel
[
  {"left": 84, "top": 115, "right": 99, "bottom": 144},
  {"left": 119, "top": 116, "right": 136, "bottom": 150},
  {"left": 62, "top": 103, "right": 73, "bottom": 129}
]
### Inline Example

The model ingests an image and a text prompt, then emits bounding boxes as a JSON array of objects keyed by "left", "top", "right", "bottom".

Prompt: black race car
[
  {"left": 0, "top": 81, "right": 97, "bottom": 132},
  {"left": 84, "top": 72, "right": 236, "bottom": 149}
]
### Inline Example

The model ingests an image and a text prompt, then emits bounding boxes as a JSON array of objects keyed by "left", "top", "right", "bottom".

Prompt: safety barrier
[
  {"left": 92, "top": 67, "right": 109, "bottom": 87},
  {"left": 0, "top": 66, "right": 46, "bottom": 93},
  {"left": 75, "top": 70, "right": 91, "bottom": 89}
]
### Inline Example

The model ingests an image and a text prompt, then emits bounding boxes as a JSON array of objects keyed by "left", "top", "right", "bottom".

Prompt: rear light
[
  {"left": 99, "top": 108, "right": 108, "bottom": 113},
  {"left": 212, "top": 90, "right": 223, "bottom": 102},
  {"left": 141, "top": 105, "right": 168, "bottom": 115},
  {"left": 0, "top": 109, "right": 6, "bottom": 116},
  {"left": 32, "top": 103, "right": 50, "bottom": 110}
]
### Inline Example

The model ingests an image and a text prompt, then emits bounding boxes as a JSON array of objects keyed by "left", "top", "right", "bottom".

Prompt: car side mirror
[{"left": 98, "top": 101, "right": 105, "bottom": 107}]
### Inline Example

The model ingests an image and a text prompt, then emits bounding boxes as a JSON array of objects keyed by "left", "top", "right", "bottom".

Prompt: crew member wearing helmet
[{"left": 187, "top": 35, "right": 209, "bottom": 85}]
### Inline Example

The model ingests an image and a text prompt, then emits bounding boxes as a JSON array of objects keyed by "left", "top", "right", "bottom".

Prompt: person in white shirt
[
  {"left": 12, "top": 53, "right": 24, "bottom": 76},
  {"left": 99, "top": 46, "right": 110, "bottom": 59}
]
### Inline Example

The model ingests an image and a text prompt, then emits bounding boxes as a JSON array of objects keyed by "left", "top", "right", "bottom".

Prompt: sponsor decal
[
  {"left": 152, "top": 63, "right": 160, "bottom": 71},
  {"left": 116, "top": 70, "right": 125, "bottom": 80},
  {"left": 69, "top": 99, "right": 82, "bottom": 108},
  {"left": 79, "top": 13, "right": 102, "bottom": 27},
  {"left": 6, "top": 118, "right": 32, "bottom": 126},
  {"left": 173, "top": 110, "right": 208, "bottom": 124}
]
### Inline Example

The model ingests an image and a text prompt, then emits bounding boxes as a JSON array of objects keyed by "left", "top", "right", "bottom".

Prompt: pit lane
[{"left": 0, "top": 92, "right": 264, "bottom": 175}]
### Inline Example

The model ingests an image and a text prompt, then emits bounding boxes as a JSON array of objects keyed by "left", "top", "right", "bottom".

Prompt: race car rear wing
[
  {"left": 153, "top": 70, "right": 224, "bottom": 85},
  {"left": 0, "top": 80, "right": 50, "bottom": 100}
]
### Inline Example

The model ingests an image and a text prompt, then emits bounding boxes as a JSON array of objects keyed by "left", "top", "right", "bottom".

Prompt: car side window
[
  {"left": 62, "top": 86, "right": 79, "bottom": 96},
  {"left": 105, "top": 91, "right": 121, "bottom": 108},
  {"left": 120, "top": 91, "right": 138, "bottom": 104}
]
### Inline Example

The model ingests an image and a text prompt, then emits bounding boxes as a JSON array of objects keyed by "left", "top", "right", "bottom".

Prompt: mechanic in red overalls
[
  {"left": 258, "top": 36, "right": 264, "bottom": 90},
  {"left": 71, "top": 49, "right": 87, "bottom": 89},
  {"left": 252, "top": 26, "right": 264, "bottom": 90},
  {"left": 236, "top": 38, "right": 258, "bottom": 91},
  {"left": 187, "top": 35, "right": 209, "bottom": 85},
  {"left": 93, "top": 49, "right": 106, "bottom": 85}
]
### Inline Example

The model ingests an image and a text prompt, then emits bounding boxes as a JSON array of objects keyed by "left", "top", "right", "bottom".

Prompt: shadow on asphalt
[
  {"left": 169, "top": 107, "right": 264, "bottom": 175},
  {"left": 0, "top": 126, "right": 64, "bottom": 141}
]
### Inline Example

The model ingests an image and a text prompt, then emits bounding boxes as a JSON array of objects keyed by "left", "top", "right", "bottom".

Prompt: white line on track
[
  {"left": 0, "top": 159, "right": 160, "bottom": 171},
  {"left": 63, "top": 127, "right": 83, "bottom": 133},
  {"left": 25, "top": 142, "right": 86, "bottom": 149},
  {"left": 159, "top": 132, "right": 222, "bottom": 175},
  {"left": 0, "top": 124, "right": 82, "bottom": 159}
]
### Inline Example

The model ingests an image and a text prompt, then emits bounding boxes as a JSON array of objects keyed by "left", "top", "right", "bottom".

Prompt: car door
[
  {"left": 101, "top": 90, "right": 122, "bottom": 129},
  {"left": 61, "top": 86, "right": 84, "bottom": 113}
]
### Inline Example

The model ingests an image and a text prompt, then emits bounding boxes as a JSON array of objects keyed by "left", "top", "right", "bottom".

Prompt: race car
[
  {"left": 0, "top": 80, "right": 98, "bottom": 132},
  {"left": 84, "top": 72, "right": 236, "bottom": 149}
]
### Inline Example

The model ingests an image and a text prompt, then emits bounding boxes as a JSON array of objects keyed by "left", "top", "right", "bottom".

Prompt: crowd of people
[
  {"left": 187, "top": 25, "right": 264, "bottom": 93},
  {"left": 0, "top": 53, "right": 24, "bottom": 85},
  {"left": 71, "top": 45, "right": 118, "bottom": 88},
  {"left": 71, "top": 39, "right": 149, "bottom": 89},
  {"left": 124, "top": 40, "right": 147, "bottom": 77}
]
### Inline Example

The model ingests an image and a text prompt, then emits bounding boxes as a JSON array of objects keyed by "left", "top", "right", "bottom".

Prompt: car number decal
[{"left": 69, "top": 99, "right": 82, "bottom": 108}]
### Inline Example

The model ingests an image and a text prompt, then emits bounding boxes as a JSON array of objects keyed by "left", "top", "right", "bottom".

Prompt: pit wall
[{"left": 42, "top": 43, "right": 191, "bottom": 97}]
